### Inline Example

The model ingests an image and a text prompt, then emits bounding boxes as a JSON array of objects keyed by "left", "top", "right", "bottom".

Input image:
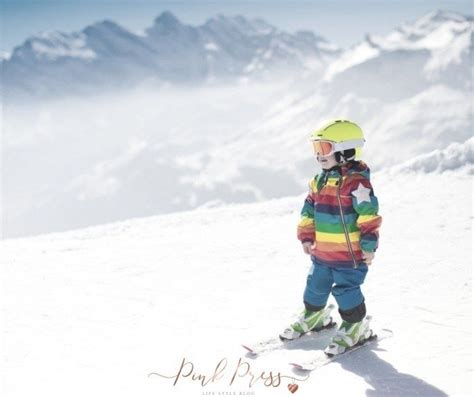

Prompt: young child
[{"left": 279, "top": 119, "right": 382, "bottom": 356}]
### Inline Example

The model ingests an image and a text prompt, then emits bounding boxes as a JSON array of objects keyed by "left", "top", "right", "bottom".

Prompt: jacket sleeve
[
  {"left": 351, "top": 177, "right": 382, "bottom": 253},
  {"left": 297, "top": 177, "right": 317, "bottom": 244}
]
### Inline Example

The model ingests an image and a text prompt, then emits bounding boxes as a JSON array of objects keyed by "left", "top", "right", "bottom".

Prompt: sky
[{"left": 1, "top": 0, "right": 472, "bottom": 54}]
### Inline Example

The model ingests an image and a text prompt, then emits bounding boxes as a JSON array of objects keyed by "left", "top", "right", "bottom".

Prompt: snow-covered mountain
[
  {"left": 1, "top": 11, "right": 339, "bottom": 100},
  {"left": 324, "top": 10, "right": 473, "bottom": 99},
  {"left": 326, "top": 10, "right": 472, "bottom": 77}
]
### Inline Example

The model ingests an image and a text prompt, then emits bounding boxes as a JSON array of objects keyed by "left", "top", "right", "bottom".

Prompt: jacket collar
[{"left": 322, "top": 160, "right": 368, "bottom": 177}]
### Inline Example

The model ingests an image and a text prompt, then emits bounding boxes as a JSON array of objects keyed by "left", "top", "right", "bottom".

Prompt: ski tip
[
  {"left": 289, "top": 362, "right": 314, "bottom": 371},
  {"left": 241, "top": 344, "right": 257, "bottom": 355},
  {"left": 289, "top": 362, "right": 303, "bottom": 369}
]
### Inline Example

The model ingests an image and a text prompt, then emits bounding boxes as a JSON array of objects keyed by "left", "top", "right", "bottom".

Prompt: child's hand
[
  {"left": 362, "top": 251, "right": 375, "bottom": 265},
  {"left": 302, "top": 242, "right": 314, "bottom": 255}
]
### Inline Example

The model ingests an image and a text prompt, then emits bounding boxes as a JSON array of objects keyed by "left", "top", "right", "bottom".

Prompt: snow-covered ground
[{"left": 1, "top": 165, "right": 472, "bottom": 396}]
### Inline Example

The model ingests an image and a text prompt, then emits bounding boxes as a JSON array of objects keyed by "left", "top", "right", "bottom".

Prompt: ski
[
  {"left": 242, "top": 320, "right": 337, "bottom": 356},
  {"left": 289, "top": 327, "right": 393, "bottom": 371}
]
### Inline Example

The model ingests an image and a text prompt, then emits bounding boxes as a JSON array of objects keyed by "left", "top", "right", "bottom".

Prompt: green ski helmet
[{"left": 310, "top": 119, "right": 365, "bottom": 159}]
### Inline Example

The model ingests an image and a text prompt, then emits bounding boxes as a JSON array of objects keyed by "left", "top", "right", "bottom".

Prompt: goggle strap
[{"left": 333, "top": 139, "right": 365, "bottom": 152}]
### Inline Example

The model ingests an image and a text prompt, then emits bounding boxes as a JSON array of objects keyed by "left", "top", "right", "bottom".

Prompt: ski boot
[
  {"left": 324, "top": 315, "right": 374, "bottom": 356},
  {"left": 279, "top": 303, "right": 335, "bottom": 341}
]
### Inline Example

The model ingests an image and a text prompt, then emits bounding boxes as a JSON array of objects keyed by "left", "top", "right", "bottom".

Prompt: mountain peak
[
  {"left": 203, "top": 14, "right": 276, "bottom": 36},
  {"left": 82, "top": 19, "right": 128, "bottom": 37},
  {"left": 87, "top": 19, "right": 123, "bottom": 30},
  {"left": 363, "top": 9, "right": 472, "bottom": 53},
  {"left": 420, "top": 9, "right": 468, "bottom": 23},
  {"left": 403, "top": 9, "right": 469, "bottom": 33},
  {"left": 146, "top": 11, "right": 184, "bottom": 36},
  {"left": 153, "top": 11, "right": 181, "bottom": 27}
]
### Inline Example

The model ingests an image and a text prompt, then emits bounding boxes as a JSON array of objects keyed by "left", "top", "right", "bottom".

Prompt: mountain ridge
[{"left": 2, "top": 11, "right": 339, "bottom": 100}]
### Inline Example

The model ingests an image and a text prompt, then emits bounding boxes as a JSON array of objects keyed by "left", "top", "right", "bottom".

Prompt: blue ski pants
[{"left": 303, "top": 257, "right": 368, "bottom": 311}]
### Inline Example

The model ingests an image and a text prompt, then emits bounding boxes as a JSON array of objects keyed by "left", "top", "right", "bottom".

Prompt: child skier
[{"left": 280, "top": 120, "right": 382, "bottom": 356}]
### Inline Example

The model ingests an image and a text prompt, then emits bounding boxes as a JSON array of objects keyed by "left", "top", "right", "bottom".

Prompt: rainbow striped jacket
[{"left": 297, "top": 160, "right": 382, "bottom": 268}]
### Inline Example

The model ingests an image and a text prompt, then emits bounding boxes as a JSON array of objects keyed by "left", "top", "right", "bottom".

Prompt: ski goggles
[{"left": 311, "top": 139, "right": 365, "bottom": 156}]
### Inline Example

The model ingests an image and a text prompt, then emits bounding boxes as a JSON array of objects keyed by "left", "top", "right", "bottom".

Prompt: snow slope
[
  {"left": 1, "top": 164, "right": 472, "bottom": 396},
  {"left": 388, "top": 136, "right": 474, "bottom": 174}
]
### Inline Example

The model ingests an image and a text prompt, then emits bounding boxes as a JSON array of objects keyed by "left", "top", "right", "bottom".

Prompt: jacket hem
[{"left": 310, "top": 255, "right": 366, "bottom": 269}]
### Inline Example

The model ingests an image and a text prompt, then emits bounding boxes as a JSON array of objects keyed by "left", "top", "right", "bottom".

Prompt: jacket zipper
[{"left": 336, "top": 175, "right": 358, "bottom": 268}]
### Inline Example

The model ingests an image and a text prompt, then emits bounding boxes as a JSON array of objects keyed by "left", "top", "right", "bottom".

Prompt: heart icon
[{"left": 288, "top": 383, "right": 299, "bottom": 393}]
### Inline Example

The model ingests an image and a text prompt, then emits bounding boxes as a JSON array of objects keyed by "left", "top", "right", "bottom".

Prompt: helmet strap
[{"left": 336, "top": 149, "right": 356, "bottom": 163}]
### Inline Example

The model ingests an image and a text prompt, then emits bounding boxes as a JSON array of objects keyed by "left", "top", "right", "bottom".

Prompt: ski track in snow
[{"left": 1, "top": 171, "right": 472, "bottom": 396}]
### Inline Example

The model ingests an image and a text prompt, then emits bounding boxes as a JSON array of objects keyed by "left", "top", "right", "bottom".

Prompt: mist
[{"left": 2, "top": 80, "right": 300, "bottom": 238}]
